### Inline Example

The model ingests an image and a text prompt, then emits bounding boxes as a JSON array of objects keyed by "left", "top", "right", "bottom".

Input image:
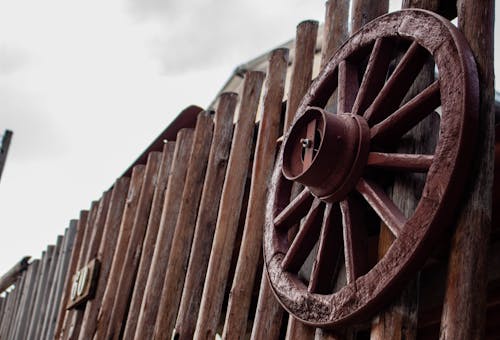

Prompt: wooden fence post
[
  {"left": 193, "top": 71, "right": 265, "bottom": 340},
  {"left": 439, "top": 0, "right": 495, "bottom": 339},
  {"left": 173, "top": 93, "right": 238, "bottom": 340}
]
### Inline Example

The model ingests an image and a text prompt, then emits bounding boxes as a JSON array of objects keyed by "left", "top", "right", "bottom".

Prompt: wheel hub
[{"left": 282, "top": 107, "right": 370, "bottom": 202}]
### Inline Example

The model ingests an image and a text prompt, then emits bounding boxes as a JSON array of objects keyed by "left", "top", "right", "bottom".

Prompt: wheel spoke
[
  {"left": 356, "top": 178, "right": 406, "bottom": 237},
  {"left": 308, "top": 203, "right": 343, "bottom": 293},
  {"left": 337, "top": 60, "right": 359, "bottom": 114},
  {"left": 351, "top": 38, "right": 393, "bottom": 116},
  {"left": 274, "top": 188, "right": 313, "bottom": 230},
  {"left": 363, "top": 41, "right": 429, "bottom": 126},
  {"left": 340, "top": 196, "right": 368, "bottom": 284},
  {"left": 282, "top": 199, "right": 324, "bottom": 272},
  {"left": 370, "top": 81, "right": 441, "bottom": 144},
  {"left": 367, "top": 152, "right": 434, "bottom": 172}
]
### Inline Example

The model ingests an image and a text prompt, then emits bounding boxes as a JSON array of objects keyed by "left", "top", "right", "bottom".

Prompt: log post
[
  {"left": 152, "top": 113, "right": 214, "bottom": 338},
  {"left": 193, "top": 71, "right": 265, "bottom": 340},
  {"left": 78, "top": 177, "right": 131, "bottom": 340},
  {"left": 121, "top": 143, "right": 175, "bottom": 340},
  {"left": 134, "top": 129, "right": 194, "bottom": 339},
  {"left": 0, "top": 256, "right": 30, "bottom": 293},
  {"left": 93, "top": 166, "right": 146, "bottom": 339},
  {"left": 223, "top": 48, "right": 289, "bottom": 340},
  {"left": 173, "top": 93, "right": 238, "bottom": 340},
  {"left": 439, "top": 0, "right": 495, "bottom": 339},
  {"left": 105, "top": 152, "right": 162, "bottom": 340}
]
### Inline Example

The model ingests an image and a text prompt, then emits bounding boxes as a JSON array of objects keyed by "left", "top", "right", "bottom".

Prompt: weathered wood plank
[
  {"left": 223, "top": 48, "right": 289, "bottom": 340},
  {"left": 134, "top": 129, "right": 194, "bottom": 340},
  {"left": 92, "top": 165, "right": 146, "bottom": 339},
  {"left": 77, "top": 177, "right": 131, "bottom": 340},
  {"left": 6, "top": 268, "right": 27, "bottom": 339},
  {"left": 173, "top": 93, "right": 238, "bottom": 340},
  {"left": 54, "top": 217, "right": 86, "bottom": 339},
  {"left": 283, "top": 19, "right": 319, "bottom": 340},
  {"left": 193, "top": 71, "right": 265, "bottom": 340},
  {"left": 321, "top": 0, "right": 350, "bottom": 67},
  {"left": 27, "top": 244, "right": 56, "bottom": 339},
  {"left": 0, "top": 256, "right": 30, "bottom": 293},
  {"left": 153, "top": 113, "right": 214, "bottom": 338},
  {"left": 104, "top": 152, "right": 162, "bottom": 340},
  {"left": 121, "top": 143, "right": 175, "bottom": 340},
  {"left": 351, "top": 0, "right": 389, "bottom": 33},
  {"left": 439, "top": 1, "right": 495, "bottom": 339},
  {"left": 44, "top": 222, "right": 78, "bottom": 340}
]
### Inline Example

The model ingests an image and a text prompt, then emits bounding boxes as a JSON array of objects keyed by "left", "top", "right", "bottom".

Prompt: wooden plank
[
  {"left": 283, "top": 19, "right": 319, "bottom": 340},
  {"left": 104, "top": 152, "right": 162, "bottom": 339},
  {"left": 134, "top": 129, "right": 194, "bottom": 340},
  {"left": 35, "top": 235, "right": 63, "bottom": 339},
  {"left": 0, "top": 290, "right": 13, "bottom": 338},
  {"left": 350, "top": 0, "right": 389, "bottom": 32},
  {"left": 27, "top": 245, "right": 56, "bottom": 339},
  {"left": 44, "top": 222, "right": 78, "bottom": 340},
  {"left": 0, "top": 129, "right": 12, "bottom": 182},
  {"left": 285, "top": 20, "right": 318, "bottom": 130},
  {"left": 0, "top": 256, "right": 30, "bottom": 293},
  {"left": 321, "top": 0, "right": 350, "bottom": 67},
  {"left": 77, "top": 177, "right": 131, "bottom": 340},
  {"left": 54, "top": 217, "right": 86, "bottom": 339},
  {"left": 121, "top": 143, "right": 175, "bottom": 340},
  {"left": 223, "top": 48, "right": 289, "bottom": 340},
  {"left": 6, "top": 269, "right": 27, "bottom": 339},
  {"left": 173, "top": 93, "right": 238, "bottom": 340},
  {"left": 60, "top": 201, "right": 100, "bottom": 340},
  {"left": 153, "top": 113, "right": 215, "bottom": 338},
  {"left": 0, "top": 277, "right": 21, "bottom": 338},
  {"left": 65, "top": 190, "right": 112, "bottom": 340},
  {"left": 439, "top": 0, "right": 495, "bottom": 339},
  {"left": 92, "top": 165, "right": 146, "bottom": 340},
  {"left": 193, "top": 71, "right": 265, "bottom": 340}
]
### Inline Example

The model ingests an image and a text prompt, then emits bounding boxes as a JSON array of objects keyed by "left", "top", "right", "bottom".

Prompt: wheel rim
[{"left": 264, "top": 9, "right": 478, "bottom": 328}]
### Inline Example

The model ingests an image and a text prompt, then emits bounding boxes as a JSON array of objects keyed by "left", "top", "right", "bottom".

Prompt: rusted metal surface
[{"left": 264, "top": 9, "right": 479, "bottom": 328}]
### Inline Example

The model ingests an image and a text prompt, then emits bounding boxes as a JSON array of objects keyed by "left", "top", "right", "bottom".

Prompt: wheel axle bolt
[{"left": 301, "top": 138, "right": 312, "bottom": 148}]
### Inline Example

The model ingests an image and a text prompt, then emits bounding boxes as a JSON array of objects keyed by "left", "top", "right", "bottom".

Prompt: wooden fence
[{"left": 0, "top": 0, "right": 497, "bottom": 339}]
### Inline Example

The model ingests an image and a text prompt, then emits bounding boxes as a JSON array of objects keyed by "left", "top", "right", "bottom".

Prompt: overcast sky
[{"left": 0, "top": 1, "right": 498, "bottom": 274}]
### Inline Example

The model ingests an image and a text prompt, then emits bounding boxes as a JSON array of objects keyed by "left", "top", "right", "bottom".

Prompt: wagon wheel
[{"left": 264, "top": 9, "right": 478, "bottom": 328}]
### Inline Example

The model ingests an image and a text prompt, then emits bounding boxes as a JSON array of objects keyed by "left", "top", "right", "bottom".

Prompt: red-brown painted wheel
[{"left": 264, "top": 9, "right": 478, "bottom": 328}]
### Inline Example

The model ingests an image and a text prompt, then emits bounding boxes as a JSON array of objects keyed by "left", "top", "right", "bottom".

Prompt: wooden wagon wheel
[{"left": 264, "top": 9, "right": 478, "bottom": 328}]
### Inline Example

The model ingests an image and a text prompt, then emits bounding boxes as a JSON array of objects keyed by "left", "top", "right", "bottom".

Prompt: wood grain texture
[
  {"left": 173, "top": 93, "right": 238, "bottom": 340},
  {"left": 153, "top": 113, "right": 214, "bottom": 339},
  {"left": 105, "top": 152, "right": 162, "bottom": 340},
  {"left": 285, "top": 20, "right": 318, "bottom": 130},
  {"left": 223, "top": 48, "right": 288, "bottom": 340},
  {"left": 439, "top": 1, "right": 494, "bottom": 339},
  {"left": 12, "top": 259, "right": 40, "bottom": 339},
  {"left": 121, "top": 143, "right": 175, "bottom": 340},
  {"left": 350, "top": 0, "right": 389, "bottom": 33},
  {"left": 134, "top": 129, "right": 194, "bottom": 340},
  {"left": 321, "top": 0, "right": 350, "bottom": 67},
  {"left": 66, "top": 190, "right": 112, "bottom": 340},
  {"left": 55, "top": 217, "right": 86, "bottom": 339},
  {"left": 78, "top": 177, "right": 131, "bottom": 340},
  {"left": 193, "top": 71, "right": 265, "bottom": 340},
  {"left": 93, "top": 165, "right": 146, "bottom": 340}
]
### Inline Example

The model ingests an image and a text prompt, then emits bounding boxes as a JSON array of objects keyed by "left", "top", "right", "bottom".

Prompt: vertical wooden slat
[
  {"left": 321, "top": 0, "right": 350, "bottom": 67},
  {"left": 40, "top": 232, "right": 68, "bottom": 340},
  {"left": 439, "top": 0, "right": 494, "bottom": 339},
  {"left": 0, "top": 290, "right": 13, "bottom": 338},
  {"left": 93, "top": 165, "right": 146, "bottom": 340},
  {"left": 105, "top": 152, "right": 162, "bottom": 339},
  {"left": 0, "top": 278, "right": 20, "bottom": 338},
  {"left": 351, "top": 0, "right": 389, "bottom": 33},
  {"left": 35, "top": 235, "right": 63, "bottom": 338},
  {"left": 27, "top": 245, "right": 56, "bottom": 339},
  {"left": 134, "top": 129, "right": 194, "bottom": 340},
  {"left": 66, "top": 190, "right": 112, "bottom": 340},
  {"left": 121, "top": 143, "right": 175, "bottom": 340},
  {"left": 173, "top": 93, "right": 238, "bottom": 340},
  {"left": 78, "top": 177, "right": 131, "bottom": 340},
  {"left": 153, "top": 113, "right": 215, "bottom": 338},
  {"left": 54, "top": 217, "right": 86, "bottom": 339},
  {"left": 45, "top": 222, "right": 78, "bottom": 340},
  {"left": 285, "top": 20, "right": 319, "bottom": 129},
  {"left": 284, "top": 19, "right": 319, "bottom": 340},
  {"left": 223, "top": 48, "right": 289, "bottom": 340},
  {"left": 6, "top": 269, "right": 27, "bottom": 339},
  {"left": 193, "top": 70, "right": 265, "bottom": 340},
  {"left": 60, "top": 200, "right": 100, "bottom": 340}
]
